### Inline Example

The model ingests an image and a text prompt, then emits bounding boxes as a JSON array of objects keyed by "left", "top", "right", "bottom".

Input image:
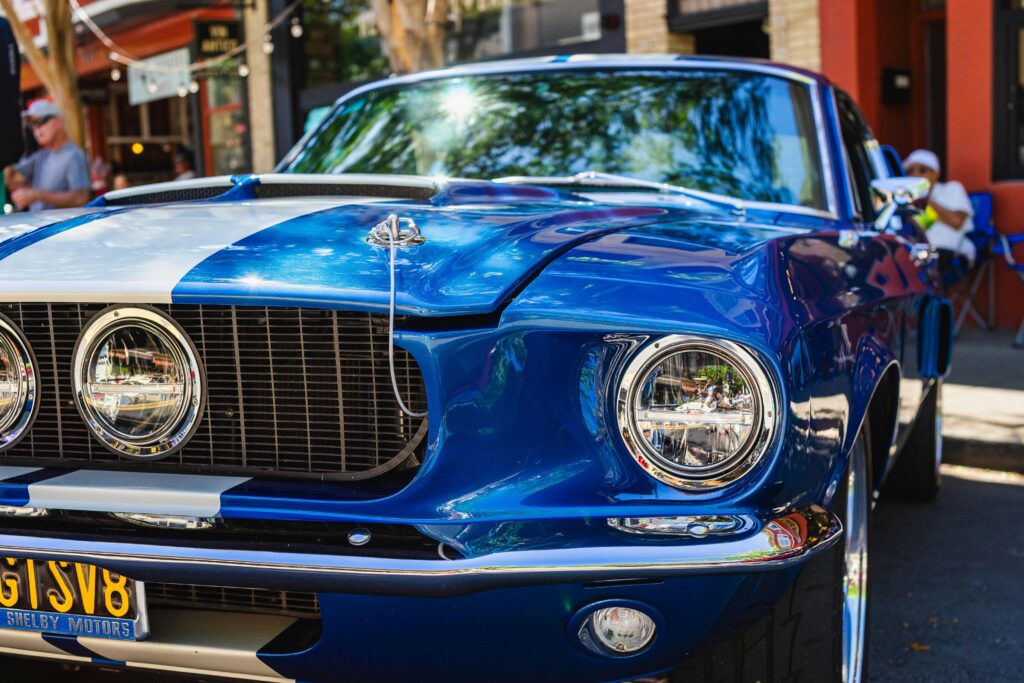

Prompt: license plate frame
[{"left": 0, "top": 557, "right": 148, "bottom": 641}]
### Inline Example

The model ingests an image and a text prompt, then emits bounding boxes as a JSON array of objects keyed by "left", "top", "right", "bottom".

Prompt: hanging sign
[
  {"left": 128, "top": 48, "right": 191, "bottom": 105},
  {"left": 194, "top": 20, "right": 242, "bottom": 60}
]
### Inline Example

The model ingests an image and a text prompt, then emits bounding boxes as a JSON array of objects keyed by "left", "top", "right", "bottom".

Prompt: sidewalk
[{"left": 943, "top": 329, "right": 1024, "bottom": 473}]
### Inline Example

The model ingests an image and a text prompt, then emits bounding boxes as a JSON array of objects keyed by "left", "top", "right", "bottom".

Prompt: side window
[{"left": 835, "top": 89, "right": 882, "bottom": 222}]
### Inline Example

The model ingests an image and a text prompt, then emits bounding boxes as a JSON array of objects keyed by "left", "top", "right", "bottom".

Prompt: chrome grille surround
[{"left": 0, "top": 303, "right": 427, "bottom": 479}]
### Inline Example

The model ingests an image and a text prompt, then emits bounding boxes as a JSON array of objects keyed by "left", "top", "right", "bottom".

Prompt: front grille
[
  {"left": 0, "top": 304, "right": 427, "bottom": 479},
  {"left": 145, "top": 583, "right": 320, "bottom": 619}
]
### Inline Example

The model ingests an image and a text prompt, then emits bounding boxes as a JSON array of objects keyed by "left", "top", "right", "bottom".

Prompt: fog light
[{"left": 579, "top": 606, "right": 656, "bottom": 655}]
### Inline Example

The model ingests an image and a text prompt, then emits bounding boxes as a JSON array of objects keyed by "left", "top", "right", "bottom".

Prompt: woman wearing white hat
[{"left": 903, "top": 149, "right": 975, "bottom": 278}]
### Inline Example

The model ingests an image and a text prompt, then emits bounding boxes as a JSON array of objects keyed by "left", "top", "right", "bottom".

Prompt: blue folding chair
[
  {"left": 954, "top": 192, "right": 1024, "bottom": 346},
  {"left": 995, "top": 232, "right": 1024, "bottom": 348},
  {"left": 953, "top": 193, "right": 996, "bottom": 332}
]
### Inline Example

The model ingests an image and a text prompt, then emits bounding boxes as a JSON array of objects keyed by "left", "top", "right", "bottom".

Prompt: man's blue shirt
[{"left": 15, "top": 142, "right": 89, "bottom": 211}]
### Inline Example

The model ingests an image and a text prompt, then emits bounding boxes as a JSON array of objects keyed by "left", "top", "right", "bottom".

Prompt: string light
[
  {"left": 177, "top": 86, "right": 188, "bottom": 98},
  {"left": 188, "top": 80, "right": 200, "bottom": 94},
  {"left": 71, "top": 0, "right": 302, "bottom": 79},
  {"left": 238, "top": 64, "right": 250, "bottom": 78}
]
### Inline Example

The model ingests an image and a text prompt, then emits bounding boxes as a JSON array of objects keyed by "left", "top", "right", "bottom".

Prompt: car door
[{"left": 834, "top": 88, "right": 929, "bottom": 453}]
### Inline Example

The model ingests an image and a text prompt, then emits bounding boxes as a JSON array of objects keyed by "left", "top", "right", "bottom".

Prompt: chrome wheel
[{"left": 842, "top": 438, "right": 869, "bottom": 682}]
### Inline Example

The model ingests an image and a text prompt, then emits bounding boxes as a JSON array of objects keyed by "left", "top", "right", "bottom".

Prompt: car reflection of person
[
  {"left": 903, "top": 149, "right": 975, "bottom": 279},
  {"left": 3, "top": 100, "right": 90, "bottom": 211},
  {"left": 703, "top": 385, "right": 733, "bottom": 412}
]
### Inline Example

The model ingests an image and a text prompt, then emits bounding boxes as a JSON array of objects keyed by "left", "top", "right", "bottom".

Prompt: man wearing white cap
[
  {"left": 903, "top": 149, "right": 975, "bottom": 271},
  {"left": 2, "top": 99, "right": 90, "bottom": 212}
]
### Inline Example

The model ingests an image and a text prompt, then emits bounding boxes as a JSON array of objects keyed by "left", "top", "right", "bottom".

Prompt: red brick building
[{"left": 820, "top": 0, "right": 1022, "bottom": 332}]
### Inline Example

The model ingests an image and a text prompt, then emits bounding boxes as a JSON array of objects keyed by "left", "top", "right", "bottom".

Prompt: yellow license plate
[{"left": 0, "top": 557, "right": 148, "bottom": 640}]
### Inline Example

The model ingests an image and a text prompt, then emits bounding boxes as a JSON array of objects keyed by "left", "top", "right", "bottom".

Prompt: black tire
[
  {"left": 668, "top": 428, "right": 871, "bottom": 683},
  {"left": 884, "top": 381, "right": 941, "bottom": 502}
]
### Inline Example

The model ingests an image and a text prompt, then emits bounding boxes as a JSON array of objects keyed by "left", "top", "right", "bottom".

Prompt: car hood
[{"left": 0, "top": 178, "right": 804, "bottom": 316}]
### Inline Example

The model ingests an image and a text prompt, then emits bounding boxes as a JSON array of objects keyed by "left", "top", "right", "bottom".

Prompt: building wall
[
  {"left": 625, "top": 0, "right": 695, "bottom": 53},
  {"left": 946, "top": 0, "right": 1024, "bottom": 330},
  {"left": 768, "top": 0, "right": 820, "bottom": 71},
  {"left": 817, "top": 0, "right": 1024, "bottom": 330}
]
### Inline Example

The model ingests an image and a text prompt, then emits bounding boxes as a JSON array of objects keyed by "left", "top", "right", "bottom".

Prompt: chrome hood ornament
[{"left": 366, "top": 213, "right": 425, "bottom": 248}]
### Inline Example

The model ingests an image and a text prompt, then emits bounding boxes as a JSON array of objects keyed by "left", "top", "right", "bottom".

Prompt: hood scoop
[
  {"left": 93, "top": 173, "right": 574, "bottom": 209},
  {"left": 99, "top": 177, "right": 236, "bottom": 206}
]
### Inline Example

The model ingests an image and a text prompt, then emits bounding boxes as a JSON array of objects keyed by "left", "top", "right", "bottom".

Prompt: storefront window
[
  {"left": 105, "top": 84, "right": 192, "bottom": 185},
  {"left": 203, "top": 76, "right": 249, "bottom": 176},
  {"left": 449, "top": 0, "right": 602, "bottom": 62},
  {"left": 302, "top": 0, "right": 389, "bottom": 88},
  {"left": 206, "top": 75, "right": 246, "bottom": 110},
  {"left": 300, "top": 0, "right": 604, "bottom": 87}
]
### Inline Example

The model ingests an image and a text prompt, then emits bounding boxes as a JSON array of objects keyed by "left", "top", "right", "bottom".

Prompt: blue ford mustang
[{"left": 0, "top": 56, "right": 948, "bottom": 682}]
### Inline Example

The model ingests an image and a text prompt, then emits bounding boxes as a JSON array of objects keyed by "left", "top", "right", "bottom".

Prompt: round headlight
[
  {"left": 0, "top": 316, "right": 37, "bottom": 450},
  {"left": 73, "top": 307, "right": 203, "bottom": 458},
  {"left": 618, "top": 337, "right": 777, "bottom": 490}
]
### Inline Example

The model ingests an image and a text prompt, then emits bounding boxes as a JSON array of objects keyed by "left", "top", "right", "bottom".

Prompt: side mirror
[
  {"left": 870, "top": 176, "right": 930, "bottom": 232},
  {"left": 880, "top": 145, "right": 906, "bottom": 177}
]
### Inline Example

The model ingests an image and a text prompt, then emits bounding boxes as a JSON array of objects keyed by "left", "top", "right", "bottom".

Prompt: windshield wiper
[{"left": 493, "top": 171, "right": 745, "bottom": 216}]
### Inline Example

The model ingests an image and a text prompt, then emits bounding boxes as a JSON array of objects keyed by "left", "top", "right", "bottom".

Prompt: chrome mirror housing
[{"left": 870, "top": 176, "right": 930, "bottom": 232}]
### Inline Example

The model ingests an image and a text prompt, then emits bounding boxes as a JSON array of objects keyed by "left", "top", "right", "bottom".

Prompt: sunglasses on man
[{"left": 28, "top": 116, "right": 54, "bottom": 129}]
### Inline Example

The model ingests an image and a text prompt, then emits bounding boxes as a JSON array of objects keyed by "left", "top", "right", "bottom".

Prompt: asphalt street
[{"left": 1, "top": 464, "right": 1021, "bottom": 682}]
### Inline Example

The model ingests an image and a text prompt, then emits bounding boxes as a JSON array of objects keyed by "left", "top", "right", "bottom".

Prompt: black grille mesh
[
  {"left": 253, "top": 182, "right": 434, "bottom": 200},
  {"left": 0, "top": 304, "right": 427, "bottom": 479},
  {"left": 104, "top": 186, "right": 229, "bottom": 205},
  {"left": 145, "top": 582, "right": 320, "bottom": 619}
]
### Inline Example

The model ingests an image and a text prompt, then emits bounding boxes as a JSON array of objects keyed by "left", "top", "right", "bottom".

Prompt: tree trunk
[
  {"left": 0, "top": 0, "right": 85, "bottom": 149},
  {"left": 44, "top": 0, "right": 84, "bottom": 149},
  {"left": 371, "top": 0, "right": 448, "bottom": 74}
]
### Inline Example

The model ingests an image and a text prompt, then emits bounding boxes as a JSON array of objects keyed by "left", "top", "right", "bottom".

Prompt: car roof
[{"left": 338, "top": 54, "right": 830, "bottom": 104}]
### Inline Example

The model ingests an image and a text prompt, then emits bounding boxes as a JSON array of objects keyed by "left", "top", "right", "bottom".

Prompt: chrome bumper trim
[{"left": 0, "top": 505, "right": 840, "bottom": 596}]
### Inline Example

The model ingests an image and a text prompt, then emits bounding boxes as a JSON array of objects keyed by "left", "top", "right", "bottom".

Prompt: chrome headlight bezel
[
  {"left": 72, "top": 306, "right": 205, "bottom": 459},
  {"left": 616, "top": 335, "right": 779, "bottom": 491},
  {"left": 0, "top": 314, "right": 38, "bottom": 452}
]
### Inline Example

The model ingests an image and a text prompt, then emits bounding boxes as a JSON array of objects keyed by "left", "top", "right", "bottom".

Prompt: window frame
[
  {"left": 834, "top": 88, "right": 885, "bottom": 224},
  {"left": 994, "top": 0, "right": 1024, "bottom": 180}
]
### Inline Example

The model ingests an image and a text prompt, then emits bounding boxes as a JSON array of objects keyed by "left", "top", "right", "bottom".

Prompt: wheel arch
[
  {"left": 843, "top": 342, "right": 901, "bottom": 497},
  {"left": 865, "top": 364, "right": 901, "bottom": 493}
]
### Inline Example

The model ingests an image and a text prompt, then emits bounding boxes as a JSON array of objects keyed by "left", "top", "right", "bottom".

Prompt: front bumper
[
  {"left": 0, "top": 506, "right": 838, "bottom": 595},
  {"left": 0, "top": 506, "right": 839, "bottom": 681}
]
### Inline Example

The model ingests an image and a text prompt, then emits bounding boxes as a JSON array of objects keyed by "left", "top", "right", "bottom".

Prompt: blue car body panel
[{"left": 0, "top": 56, "right": 947, "bottom": 682}]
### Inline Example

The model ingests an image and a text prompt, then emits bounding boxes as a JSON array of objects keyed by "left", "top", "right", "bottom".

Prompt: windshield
[{"left": 282, "top": 69, "right": 827, "bottom": 210}]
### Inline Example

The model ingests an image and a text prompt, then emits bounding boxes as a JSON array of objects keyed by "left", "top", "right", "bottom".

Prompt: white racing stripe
[
  {"left": 0, "top": 466, "right": 40, "bottom": 482},
  {"left": 27, "top": 470, "right": 248, "bottom": 516},
  {"left": 82, "top": 609, "right": 296, "bottom": 682},
  {"left": 0, "top": 198, "right": 377, "bottom": 302},
  {"left": 0, "top": 628, "right": 91, "bottom": 661},
  {"left": 0, "top": 208, "right": 97, "bottom": 241}
]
